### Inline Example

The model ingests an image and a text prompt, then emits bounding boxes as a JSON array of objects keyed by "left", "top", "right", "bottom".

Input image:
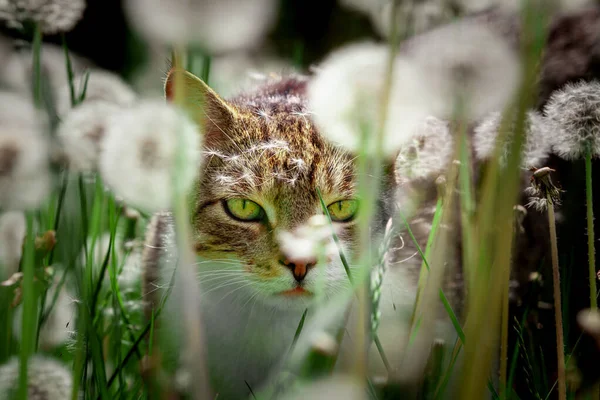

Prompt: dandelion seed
[
  {"left": 13, "top": 282, "right": 76, "bottom": 350},
  {"left": 99, "top": 99, "right": 202, "bottom": 212},
  {"left": 0, "top": 128, "right": 51, "bottom": 210},
  {"left": 56, "top": 101, "right": 121, "bottom": 172},
  {"left": 395, "top": 116, "right": 453, "bottom": 182},
  {"left": 0, "top": 0, "right": 86, "bottom": 34},
  {"left": 544, "top": 80, "right": 600, "bottom": 160},
  {"left": 403, "top": 18, "right": 520, "bottom": 121},
  {"left": 0, "top": 211, "right": 25, "bottom": 278},
  {"left": 0, "top": 355, "right": 73, "bottom": 400},
  {"left": 307, "top": 42, "right": 434, "bottom": 156},
  {"left": 124, "top": 0, "right": 278, "bottom": 53},
  {"left": 55, "top": 70, "right": 137, "bottom": 117},
  {"left": 474, "top": 110, "right": 552, "bottom": 168}
]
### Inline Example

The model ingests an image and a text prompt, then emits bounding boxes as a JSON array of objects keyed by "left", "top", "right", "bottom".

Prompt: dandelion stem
[
  {"left": 547, "top": 197, "right": 566, "bottom": 400},
  {"left": 584, "top": 144, "right": 598, "bottom": 400},
  {"left": 17, "top": 214, "right": 37, "bottom": 400},
  {"left": 585, "top": 145, "right": 597, "bottom": 311}
]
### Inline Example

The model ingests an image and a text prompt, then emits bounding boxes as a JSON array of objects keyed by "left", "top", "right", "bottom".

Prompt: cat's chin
[{"left": 259, "top": 289, "right": 317, "bottom": 311}]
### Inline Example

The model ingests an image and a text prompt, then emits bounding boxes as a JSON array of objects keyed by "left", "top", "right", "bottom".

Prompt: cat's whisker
[
  {"left": 213, "top": 281, "right": 257, "bottom": 305},
  {"left": 199, "top": 278, "right": 251, "bottom": 296}
]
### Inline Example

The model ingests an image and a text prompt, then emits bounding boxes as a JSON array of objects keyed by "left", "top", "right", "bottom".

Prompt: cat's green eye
[
  {"left": 224, "top": 198, "right": 265, "bottom": 222},
  {"left": 327, "top": 200, "right": 358, "bottom": 222}
]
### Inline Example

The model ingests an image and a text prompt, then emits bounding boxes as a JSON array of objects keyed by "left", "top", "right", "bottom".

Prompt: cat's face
[{"left": 166, "top": 70, "right": 389, "bottom": 311}]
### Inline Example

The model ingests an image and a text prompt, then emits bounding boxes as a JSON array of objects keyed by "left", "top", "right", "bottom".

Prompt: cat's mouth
[{"left": 278, "top": 286, "right": 312, "bottom": 296}]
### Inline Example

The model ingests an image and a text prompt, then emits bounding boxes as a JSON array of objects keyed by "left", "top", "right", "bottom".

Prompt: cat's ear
[{"left": 164, "top": 68, "right": 237, "bottom": 134}]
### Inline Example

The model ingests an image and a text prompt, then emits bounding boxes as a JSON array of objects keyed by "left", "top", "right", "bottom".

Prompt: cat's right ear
[{"left": 164, "top": 68, "right": 237, "bottom": 137}]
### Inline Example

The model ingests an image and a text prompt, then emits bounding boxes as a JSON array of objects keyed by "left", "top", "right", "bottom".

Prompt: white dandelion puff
[
  {"left": 0, "top": 91, "right": 47, "bottom": 131},
  {"left": 395, "top": 116, "right": 453, "bottom": 183},
  {"left": 1, "top": 43, "right": 90, "bottom": 96},
  {"left": 458, "top": 0, "right": 590, "bottom": 13},
  {"left": 282, "top": 375, "right": 367, "bottom": 400},
  {"left": 474, "top": 110, "right": 552, "bottom": 168},
  {"left": 124, "top": 0, "right": 278, "bottom": 53},
  {"left": 0, "top": 0, "right": 86, "bottom": 34},
  {"left": 544, "top": 80, "right": 600, "bottom": 160},
  {"left": 56, "top": 101, "right": 121, "bottom": 172},
  {"left": 0, "top": 128, "right": 52, "bottom": 210},
  {"left": 369, "top": 0, "right": 454, "bottom": 38},
  {"left": 99, "top": 99, "right": 202, "bottom": 212},
  {"left": 13, "top": 281, "right": 76, "bottom": 350},
  {"left": 55, "top": 69, "right": 137, "bottom": 117},
  {"left": 0, "top": 211, "right": 25, "bottom": 278},
  {"left": 278, "top": 216, "right": 339, "bottom": 264},
  {"left": 209, "top": 51, "right": 296, "bottom": 98},
  {"left": 0, "top": 355, "right": 73, "bottom": 400},
  {"left": 307, "top": 42, "right": 435, "bottom": 157},
  {"left": 403, "top": 18, "right": 520, "bottom": 121},
  {"left": 118, "top": 249, "right": 142, "bottom": 290}
]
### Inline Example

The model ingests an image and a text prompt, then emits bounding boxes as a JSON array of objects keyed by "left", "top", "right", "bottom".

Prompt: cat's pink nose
[{"left": 279, "top": 258, "right": 316, "bottom": 282}]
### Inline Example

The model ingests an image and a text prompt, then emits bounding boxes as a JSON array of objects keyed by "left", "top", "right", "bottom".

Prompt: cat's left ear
[{"left": 164, "top": 68, "right": 238, "bottom": 138}]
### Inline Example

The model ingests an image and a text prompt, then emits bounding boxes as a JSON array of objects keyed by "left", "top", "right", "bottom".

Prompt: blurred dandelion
[
  {"left": 0, "top": 0, "right": 86, "bottom": 34},
  {"left": 1, "top": 43, "right": 90, "bottom": 97},
  {"left": 0, "top": 128, "right": 52, "bottom": 210},
  {"left": 0, "top": 91, "right": 47, "bottom": 130},
  {"left": 0, "top": 355, "right": 73, "bottom": 400},
  {"left": 307, "top": 42, "right": 434, "bottom": 156},
  {"left": 278, "top": 215, "right": 338, "bottom": 264},
  {"left": 403, "top": 18, "right": 520, "bottom": 121},
  {"left": 99, "top": 99, "right": 202, "bottom": 212},
  {"left": 0, "top": 211, "right": 25, "bottom": 278},
  {"left": 55, "top": 70, "right": 137, "bottom": 117},
  {"left": 210, "top": 52, "right": 296, "bottom": 98},
  {"left": 395, "top": 116, "right": 453, "bottom": 182},
  {"left": 281, "top": 375, "right": 367, "bottom": 400},
  {"left": 56, "top": 101, "right": 121, "bottom": 172},
  {"left": 13, "top": 282, "right": 76, "bottom": 350},
  {"left": 474, "top": 110, "right": 552, "bottom": 168},
  {"left": 370, "top": 0, "right": 454, "bottom": 37},
  {"left": 124, "top": 0, "right": 278, "bottom": 53}
]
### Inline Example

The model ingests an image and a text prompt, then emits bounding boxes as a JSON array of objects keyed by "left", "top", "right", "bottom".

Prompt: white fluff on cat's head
[{"left": 99, "top": 99, "right": 202, "bottom": 213}]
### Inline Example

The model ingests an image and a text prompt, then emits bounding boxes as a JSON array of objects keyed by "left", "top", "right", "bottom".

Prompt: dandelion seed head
[
  {"left": 55, "top": 70, "right": 137, "bottom": 117},
  {"left": 0, "top": 355, "right": 73, "bottom": 400},
  {"left": 544, "top": 80, "right": 600, "bottom": 160},
  {"left": 474, "top": 110, "right": 552, "bottom": 168},
  {"left": 0, "top": 211, "right": 25, "bottom": 278},
  {"left": 57, "top": 101, "right": 121, "bottom": 172},
  {"left": 0, "top": 128, "right": 51, "bottom": 210},
  {"left": 1, "top": 44, "right": 89, "bottom": 96},
  {"left": 0, "top": 91, "right": 47, "bottom": 131},
  {"left": 307, "top": 42, "right": 434, "bottom": 157},
  {"left": 395, "top": 116, "right": 453, "bottom": 183},
  {"left": 0, "top": 0, "right": 86, "bottom": 34},
  {"left": 370, "top": 0, "right": 454, "bottom": 38},
  {"left": 578, "top": 308, "right": 600, "bottom": 337},
  {"left": 124, "top": 0, "right": 278, "bottom": 53},
  {"left": 99, "top": 99, "right": 202, "bottom": 212},
  {"left": 403, "top": 19, "right": 520, "bottom": 121},
  {"left": 13, "top": 282, "right": 76, "bottom": 350}
]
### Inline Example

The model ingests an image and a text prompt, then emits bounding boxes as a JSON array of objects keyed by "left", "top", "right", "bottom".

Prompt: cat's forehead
[{"left": 201, "top": 78, "right": 356, "bottom": 201}]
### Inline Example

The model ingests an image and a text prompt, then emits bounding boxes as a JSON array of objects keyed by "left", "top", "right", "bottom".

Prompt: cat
[
  {"left": 140, "top": 4, "right": 600, "bottom": 399},
  {"left": 140, "top": 67, "right": 440, "bottom": 398}
]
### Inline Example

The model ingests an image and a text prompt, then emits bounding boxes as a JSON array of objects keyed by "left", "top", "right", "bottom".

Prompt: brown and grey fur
[
  {"left": 143, "top": 70, "right": 420, "bottom": 399},
  {"left": 141, "top": 4, "right": 600, "bottom": 398}
]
